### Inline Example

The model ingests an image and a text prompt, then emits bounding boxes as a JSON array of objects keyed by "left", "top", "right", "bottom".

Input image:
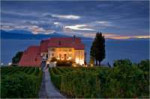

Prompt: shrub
[
  {"left": 1, "top": 72, "right": 40, "bottom": 98},
  {"left": 101, "top": 59, "right": 149, "bottom": 98},
  {"left": 50, "top": 59, "right": 149, "bottom": 98},
  {"left": 113, "top": 59, "right": 132, "bottom": 67},
  {"left": 137, "top": 60, "right": 149, "bottom": 97},
  {"left": 49, "top": 68, "right": 62, "bottom": 89},
  {"left": 102, "top": 65, "right": 144, "bottom": 98},
  {"left": 51, "top": 57, "right": 57, "bottom": 62},
  {"left": 61, "top": 71, "right": 100, "bottom": 98},
  {"left": 138, "top": 59, "right": 149, "bottom": 72},
  {"left": 56, "top": 60, "right": 73, "bottom": 67}
]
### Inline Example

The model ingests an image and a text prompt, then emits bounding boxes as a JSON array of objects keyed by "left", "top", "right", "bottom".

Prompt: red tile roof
[
  {"left": 48, "top": 37, "right": 84, "bottom": 50},
  {"left": 40, "top": 40, "right": 49, "bottom": 52},
  {"left": 19, "top": 46, "right": 41, "bottom": 67}
]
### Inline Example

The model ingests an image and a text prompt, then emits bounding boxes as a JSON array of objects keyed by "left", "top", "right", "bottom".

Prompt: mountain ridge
[
  {"left": 1, "top": 30, "right": 69, "bottom": 40},
  {"left": 1, "top": 30, "right": 148, "bottom": 41}
]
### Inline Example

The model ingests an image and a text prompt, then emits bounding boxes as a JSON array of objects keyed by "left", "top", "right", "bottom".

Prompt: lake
[{"left": 1, "top": 39, "right": 149, "bottom": 65}]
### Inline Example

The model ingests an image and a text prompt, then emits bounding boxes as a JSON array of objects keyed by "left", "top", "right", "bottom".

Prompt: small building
[{"left": 19, "top": 37, "right": 85, "bottom": 67}]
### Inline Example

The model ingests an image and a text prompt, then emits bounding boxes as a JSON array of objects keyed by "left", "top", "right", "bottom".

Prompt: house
[{"left": 19, "top": 36, "right": 85, "bottom": 67}]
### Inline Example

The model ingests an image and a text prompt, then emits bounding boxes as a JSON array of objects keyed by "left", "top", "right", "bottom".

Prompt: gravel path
[
  {"left": 39, "top": 67, "right": 65, "bottom": 98},
  {"left": 45, "top": 68, "right": 65, "bottom": 98},
  {"left": 39, "top": 72, "right": 48, "bottom": 98}
]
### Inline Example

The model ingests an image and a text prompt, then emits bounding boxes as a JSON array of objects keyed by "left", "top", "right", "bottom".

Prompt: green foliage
[
  {"left": 61, "top": 71, "right": 100, "bottom": 98},
  {"left": 113, "top": 59, "right": 132, "bottom": 67},
  {"left": 50, "top": 67, "right": 100, "bottom": 98},
  {"left": 1, "top": 72, "right": 37, "bottom": 98},
  {"left": 102, "top": 65, "right": 143, "bottom": 97},
  {"left": 56, "top": 60, "right": 73, "bottom": 67},
  {"left": 90, "top": 32, "right": 105, "bottom": 65},
  {"left": 89, "top": 56, "right": 95, "bottom": 66},
  {"left": 12, "top": 51, "right": 23, "bottom": 64},
  {"left": 50, "top": 68, "right": 62, "bottom": 89},
  {"left": 137, "top": 60, "right": 149, "bottom": 96},
  {"left": 1, "top": 67, "right": 42, "bottom": 98},
  {"left": 50, "top": 59, "right": 149, "bottom": 98},
  {"left": 51, "top": 57, "right": 57, "bottom": 62},
  {"left": 138, "top": 59, "right": 149, "bottom": 72}
]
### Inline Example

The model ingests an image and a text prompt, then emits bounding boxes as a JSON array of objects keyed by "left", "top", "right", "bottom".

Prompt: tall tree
[
  {"left": 12, "top": 51, "right": 23, "bottom": 65},
  {"left": 90, "top": 32, "right": 105, "bottom": 66}
]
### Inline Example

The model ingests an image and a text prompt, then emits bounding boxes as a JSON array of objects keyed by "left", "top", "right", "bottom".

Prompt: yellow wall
[
  {"left": 48, "top": 47, "right": 84, "bottom": 65},
  {"left": 75, "top": 50, "right": 84, "bottom": 65}
]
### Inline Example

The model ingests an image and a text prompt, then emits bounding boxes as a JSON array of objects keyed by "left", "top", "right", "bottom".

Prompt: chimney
[
  {"left": 73, "top": 35, "right": 76, "bottom": 40},
  {"left": 58, "top": 41, "right": 61, "bottom": 45}
]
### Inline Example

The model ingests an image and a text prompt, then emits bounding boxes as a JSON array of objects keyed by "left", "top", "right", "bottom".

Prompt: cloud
[
  {"left": 65, "top": 24, "right": 94, "bottom": 31},
  {"left": 54, "top": 22, "right": 61, "bottom": 25},
  {"left": 51, "top": 14, "right": 81, "bottom": 20},
  {"left": 28, "top": 26, "right": 44, "bottom": 34},
  {"left": 1, "top": 23, "right": 55, "bottom": 35},
  {"left": 95, "top": 21, "right": 112, "bottom": 27},
  {"left": 1, "top": 1, "right": 149, "bottom": 38},
  {"left": 82, "top": 33, "right": 96, "bottom": 38},
  {"left": 2, "top": 11, "right": 34, "bottom": 16},
  {"left": 20, "top": 20, "right": 62, "bottom": 34},
  {"left": 1, "top": 25, "right": 14, "bottom": 30},
  {"left": 27, "top": 25, "right": 55, "bottom": 35},
  {"left": 53, "top": 22, "right": 63, "bottom": 27},
  {"left": 44, "top": 30, "right": 55, "bottom": 35}
]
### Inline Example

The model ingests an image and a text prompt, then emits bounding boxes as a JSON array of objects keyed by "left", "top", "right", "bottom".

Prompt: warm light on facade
[
  {"left": 90, "top": 64, "right": 94, "bottom": 67},
  {"left": 75, "top": 58, "right": 84, "bottom": 65},
  {"left": 57, "top": 57, "right": 60, "bottom": 60},
  {"left": 67, "top": 57, "right": 72, "bottom": 60},
  {"left": 48, "top": 47, "right": 84, "bottom": 66}
]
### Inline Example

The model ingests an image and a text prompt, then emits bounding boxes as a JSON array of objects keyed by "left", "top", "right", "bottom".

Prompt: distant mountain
[
  {"left": 0, "top": 30, "right": 70, "bottom": 40},
  {"left": 8, "top": 30, "right": 32, "bottom": 34},
  {"left": 1, "top": 30, "right": 93, "bottom": 40},
  {"left": 1, "top": 30, "right": 149, "bottom": 41}
]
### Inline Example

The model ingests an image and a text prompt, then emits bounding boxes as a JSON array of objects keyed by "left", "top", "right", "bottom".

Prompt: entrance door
[{"left": 64, "top": 54, "right": 67, "bottom": 60}]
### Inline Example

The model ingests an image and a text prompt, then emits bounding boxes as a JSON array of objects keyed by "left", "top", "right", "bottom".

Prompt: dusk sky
[{"left": 1, "top": 1, "right": 149, "bottom": 39}]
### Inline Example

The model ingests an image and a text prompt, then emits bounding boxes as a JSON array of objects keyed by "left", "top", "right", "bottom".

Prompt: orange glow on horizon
[
  {"left": 134, "top": 35, "right": 150, "bottom": 39},
  {"left": 107, "top": 36, "right": 131, "bottom": 40},
  {"left": 83, "top": 32, "right": 150, "bottom": 40},
  {"left": 106, "top": 35, "right": 150, "bottom": 40}
]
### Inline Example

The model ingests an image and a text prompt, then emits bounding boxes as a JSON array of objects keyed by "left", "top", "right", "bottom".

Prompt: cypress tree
[{"left": 90, "top": 32, "right": 105, "bottom": 66}]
